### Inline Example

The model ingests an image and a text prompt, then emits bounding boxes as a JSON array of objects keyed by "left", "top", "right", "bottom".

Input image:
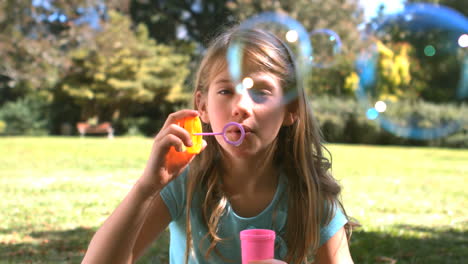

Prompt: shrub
[
  {"left": 0, "top": 120, "right": 5, "bottom": 134},
  {"left": 0, "top": 96, "right": 49, "bottom": 135},
  {"left": 311, "top": 96, "right": 467, "bottom": 148}
]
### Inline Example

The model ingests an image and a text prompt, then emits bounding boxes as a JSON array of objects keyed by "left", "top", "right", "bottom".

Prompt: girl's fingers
[
  {"left": 160, "top": 134, "right": 185, "bottom": 153},
  {"left": 157, "top": 124, "right": 193, "bottom": 149},
  {"left": 162, "top": 109, "right": 199, "bottom": 128}
]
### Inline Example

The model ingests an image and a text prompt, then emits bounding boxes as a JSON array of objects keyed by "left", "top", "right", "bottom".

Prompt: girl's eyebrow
[
  {"left": 249, "top": 74, "right": 280, "bottom": 89},
  {"left": 213, "top": 74, "right": 279, "bottom": 89},
  {"left": 214, "top": 79, "right": 232, "bottom": 85}
]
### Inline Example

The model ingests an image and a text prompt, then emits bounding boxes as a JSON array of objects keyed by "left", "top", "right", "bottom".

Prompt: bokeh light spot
[
  {"left": 242, "top": 77, "right": 254, "bottom": 89},
  {"left": 375, "top": 101, "right": 387, "bottom": 113},
  {"left": 285, "top": 30, "right": 299, "bottom": 43},
  {"left": 366, "top": 108, "right": 379, "bottom": 120},
  {"left": 424, "top": 45, "right": 436, "bottom": 56},
  {"left": 458, "top": 34, "right": 468, "bottom": 48},
  {"left": 235, "top": 83, "right": 245, "bottom": 94}
]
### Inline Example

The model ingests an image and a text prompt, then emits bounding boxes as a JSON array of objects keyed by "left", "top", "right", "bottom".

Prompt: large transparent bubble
[
  {"left": 356, "top": 3, "right": 468, "bottom": 140},
  {"left": 226, "top": 12, "right": 312, "bottom": 107},
  {"left": 309, "top": 28, "right": 342, "bottom": 68}
]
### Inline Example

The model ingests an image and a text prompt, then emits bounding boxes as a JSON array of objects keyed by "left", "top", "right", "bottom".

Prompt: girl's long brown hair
[{"left": 184, "top": 27, "right": 355, "bottom": 264}]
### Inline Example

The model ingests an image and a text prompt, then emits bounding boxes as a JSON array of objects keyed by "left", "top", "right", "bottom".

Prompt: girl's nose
[{"left": 232, "top": 92, "right": 253, "bottom": 118}]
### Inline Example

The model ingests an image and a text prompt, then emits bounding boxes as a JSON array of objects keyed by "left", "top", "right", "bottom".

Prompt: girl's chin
[
  {"left": 222, "top": 142, "right": 272, "bottom": 160},
  {"left": 217, "top": 135, "right": 273, "bottom": 158},
  {"left": 220, "top": 143, "right": 257, "bottom": 158}
]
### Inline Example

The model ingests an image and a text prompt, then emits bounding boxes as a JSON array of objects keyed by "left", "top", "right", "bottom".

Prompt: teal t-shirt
[{"left": 159, "top": 169, "right": 348, "bottom": 263}]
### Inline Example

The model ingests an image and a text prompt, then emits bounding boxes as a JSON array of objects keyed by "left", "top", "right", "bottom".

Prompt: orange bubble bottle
[{"left": 179, "top": 116, "right": 203, "bottom": 154}]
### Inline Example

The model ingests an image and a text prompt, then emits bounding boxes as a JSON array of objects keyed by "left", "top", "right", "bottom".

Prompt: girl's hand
[
  {"left": 139, "top": 110, "right": 206, "bottom": 193},
  {"left": 248, "top": 260, "right": 287, "bottom": 264}
]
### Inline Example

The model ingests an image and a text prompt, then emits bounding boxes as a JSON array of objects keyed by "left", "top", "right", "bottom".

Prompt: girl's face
[{"left": 197, "top": 65, "right": 295, "bottom": 159}]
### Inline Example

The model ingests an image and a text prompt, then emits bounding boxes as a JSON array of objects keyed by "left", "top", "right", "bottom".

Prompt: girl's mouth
[
  {"left": 225, "top": 124, "right": 252, "bottom": 143},
  {"left": 227, "top": 125, "right": 252, "bottom": 134}
]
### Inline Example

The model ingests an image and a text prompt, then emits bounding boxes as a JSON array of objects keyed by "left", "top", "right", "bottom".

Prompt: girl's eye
[
  {"left": 248, "top": 89, "right": 271, "bottom": 103},
  {"left": 251, "top": 89, "right": 270, "bottom": 96},
  {"left": 218, "top": 89, "right": 233, "bottom": 95}
]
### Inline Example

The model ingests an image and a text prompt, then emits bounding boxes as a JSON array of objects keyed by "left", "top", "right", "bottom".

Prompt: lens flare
[
  {"left": 286, "top": 30, "right": 299, "bottom": 43},
  {"left": 458, "top": 34, "right": 468, "bottom": 48},
  {"left": 242, "top": 77, "right": 254, "bottom": 89},
  {"left": 375, "top": 101, "right": 387, "bottom": 113}
]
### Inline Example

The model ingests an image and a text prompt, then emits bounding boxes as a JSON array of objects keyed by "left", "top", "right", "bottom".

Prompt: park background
[{"left": 0, "top": 0, "right": 466, "bottom": 263}]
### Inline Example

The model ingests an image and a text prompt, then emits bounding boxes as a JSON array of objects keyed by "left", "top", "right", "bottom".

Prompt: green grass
[
  {"left": 0, "top": 137, "right": 466, "bottom": 263},
  {"left": 329, "top": 145, "right": 468, "bottom": 263}
]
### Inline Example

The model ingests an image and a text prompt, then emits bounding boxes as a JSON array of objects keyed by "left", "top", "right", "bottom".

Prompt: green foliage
[
  {"left": 60, "top": 11, "right": 191, "bottom": 121},
  {"left": 113, "top": 100, "right": 187, "bottom": 137},
  {"left": 129, "top": 0, "right": 236, "bottom": 45},
  {"left": 0, "top": 96, "right": 49, "bottom": 135},
  {"left": 374, "top": 42, "right": 413, "bottom": 101},
  {"left": 312, "top": 96, "right": 468, "bottom": 148},
  {"left": 0, "top": 0, "right": 102, "bottom": 104},
  {"left": 118, "top": 117, "right": 151, "bottom": 137},
  {"left": 0, "top": 120, "right": 5, "bottom": 133},
  {"left": 407, "top": 0, "right": 468, "bottom": 16},
  {"left": 345, "top": 40, "right": 419, "bottom": 104}
]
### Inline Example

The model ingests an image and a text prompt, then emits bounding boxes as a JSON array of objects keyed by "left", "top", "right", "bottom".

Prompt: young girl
[{"left": 82, "top": 27, "right": 354, "bottom": 264}]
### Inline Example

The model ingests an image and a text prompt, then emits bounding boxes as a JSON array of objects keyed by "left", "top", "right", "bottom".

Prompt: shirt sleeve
[
  {"left": 319, "top": 204, "right": 348, "bottom": 247},
  {"left": 159, "top": 168, "right": 189, "bottom": 221}
]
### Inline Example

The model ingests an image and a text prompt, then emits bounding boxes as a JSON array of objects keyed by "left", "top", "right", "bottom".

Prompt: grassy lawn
[{"left": 0, "top": 137, "right": 466, "bottom": 263}]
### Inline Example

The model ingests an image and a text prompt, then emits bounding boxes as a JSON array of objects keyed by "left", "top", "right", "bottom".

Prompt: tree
[
  {"left": 59, "top": 11, "right": 191, "bottom": 122},
  {"left": 368, "top": 41, "right": 414, "bottom": 101},
  {"left": 129, "top": 0, "right": 237, "bottom": 46},
  {"left": 0, "top": 0, "right": 109, "bottom": 106},
  {"left": 127, "top": 0, "right": 240, "bottom": 113},
  {"left": 406, "top": 0, "right": 468, "bottom": 16}
]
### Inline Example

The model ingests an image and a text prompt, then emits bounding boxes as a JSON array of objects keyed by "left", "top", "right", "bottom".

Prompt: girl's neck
[{"left": 220, "top": 149, "right": 278, "bottom": 195}]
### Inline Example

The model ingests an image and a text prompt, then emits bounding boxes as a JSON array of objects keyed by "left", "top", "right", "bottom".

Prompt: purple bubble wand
[{"left": 193, "top": 122, "right": 245, "bottom": 146}]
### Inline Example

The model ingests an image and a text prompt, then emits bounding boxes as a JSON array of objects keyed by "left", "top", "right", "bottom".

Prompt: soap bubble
[
  {"left": 355, "top": 3, "right": 468, "bottom": 140},
  {"left": 226, "top": 12, "right": 312, "bottom": 107},
  {"left": 309, "top": 28, "right": 342, "bottom": 68}
]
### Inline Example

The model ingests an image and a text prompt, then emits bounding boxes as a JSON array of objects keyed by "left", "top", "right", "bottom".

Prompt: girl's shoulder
[{"left": 159, "top": 168, "right": 190, "bottom": 220}]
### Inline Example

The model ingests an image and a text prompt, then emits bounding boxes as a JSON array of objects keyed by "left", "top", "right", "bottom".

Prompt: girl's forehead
[
  {"left": 207, "top": 57, "right": 229, "bottom": 83},
  {"left": 210, "top": 67, "right": 281, "bottom": 91},
  {"left": 208, "top": 57, "right": 282, "bottom": 88}
]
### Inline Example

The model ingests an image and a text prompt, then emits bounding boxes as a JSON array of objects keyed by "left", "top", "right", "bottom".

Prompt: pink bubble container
[{"left": 240, "top": 229, "right": 275, "bottom": 264}]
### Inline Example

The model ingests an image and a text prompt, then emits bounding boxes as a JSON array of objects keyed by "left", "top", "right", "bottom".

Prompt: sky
[{"left": 360, "top": 0, "right": 406, "bottom": 21}]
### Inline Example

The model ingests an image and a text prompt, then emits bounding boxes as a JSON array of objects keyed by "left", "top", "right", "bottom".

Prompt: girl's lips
[
  {"left": 227, "top": 124, "right": 253, "bottom": 134},
  {"left": 242, "top": 125, "right": 252, "bottom": 133}
]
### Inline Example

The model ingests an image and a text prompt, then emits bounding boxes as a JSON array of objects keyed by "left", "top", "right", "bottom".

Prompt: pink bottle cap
[{"left": 240, "top": 229, "right": 275, "bottom": 264}]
